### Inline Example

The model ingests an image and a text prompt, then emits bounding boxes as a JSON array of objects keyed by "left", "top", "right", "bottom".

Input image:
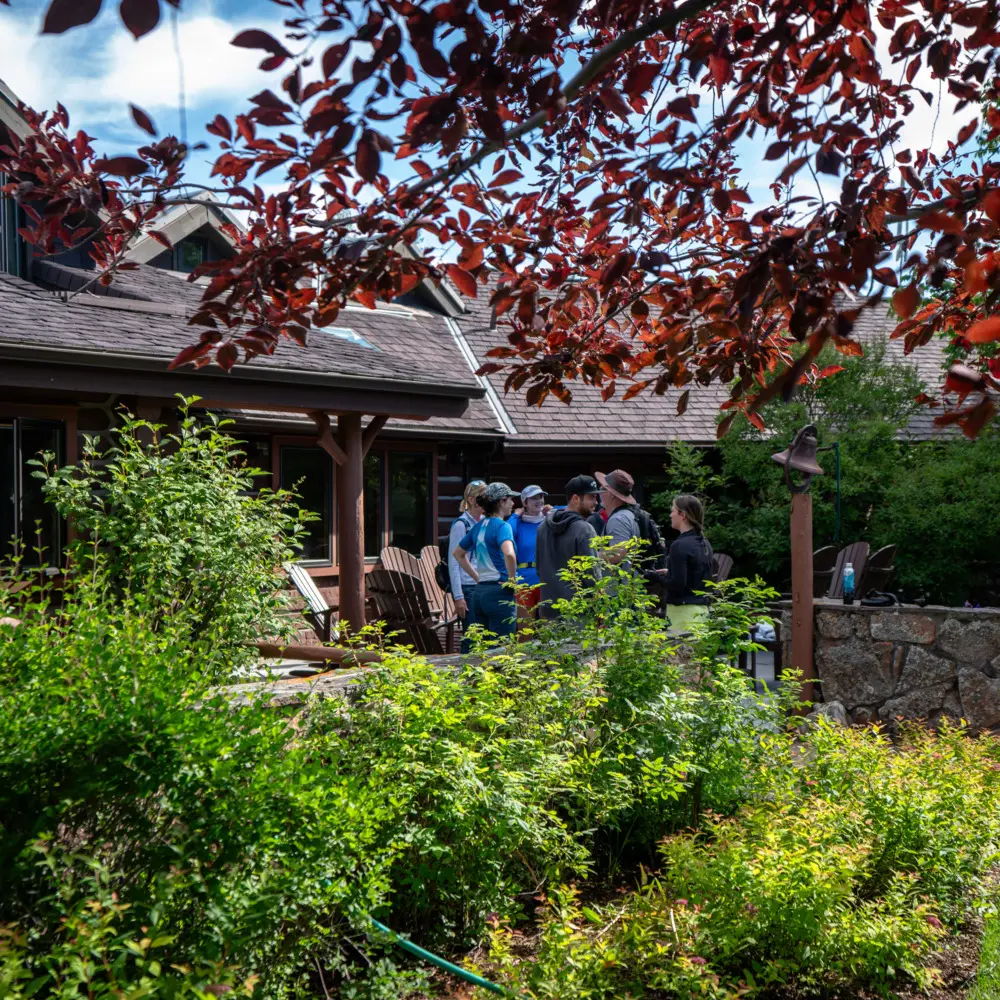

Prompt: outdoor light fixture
[
  {"left": 772, "top": 423, "right": 826, "bottom": 706},
  {"left": 771, "top": 423, "right": 824, "bottom": 494}
]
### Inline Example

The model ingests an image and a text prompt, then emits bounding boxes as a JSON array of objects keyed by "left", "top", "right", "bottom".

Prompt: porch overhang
[{"left": 0, "top": 346, "right": 483, "bottom": 420}]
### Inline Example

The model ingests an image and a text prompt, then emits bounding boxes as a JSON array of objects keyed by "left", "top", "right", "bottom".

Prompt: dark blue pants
[
  {"left": 469, "top": 580, "right": 516, "bottom": 642},
  {"left": 459, "top": 583, "right": 478, "bottom": 654}
]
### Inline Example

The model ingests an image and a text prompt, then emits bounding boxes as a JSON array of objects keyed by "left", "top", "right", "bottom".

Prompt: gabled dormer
[{"left": 127, "top": 194, "right": 246, "bottom": 273}]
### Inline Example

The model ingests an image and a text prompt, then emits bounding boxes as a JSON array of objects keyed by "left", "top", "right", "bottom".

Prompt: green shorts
[{"left": 665, "top": 604, "right": 708, "bottom": 637}]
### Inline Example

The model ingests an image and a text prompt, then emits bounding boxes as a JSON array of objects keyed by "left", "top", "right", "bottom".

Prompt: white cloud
[{"left": 0, "top": 0, "right": 284, "bottom": 133}]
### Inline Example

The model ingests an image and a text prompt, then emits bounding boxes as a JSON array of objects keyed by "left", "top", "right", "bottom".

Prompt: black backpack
[
  {"left": 607, "top": 506, "right": 668, "bottom": 570},
  {"left": 635, "top": 506, "right": 669, "bottom": 570},
  {"left": 435, "top": 513, "right": 475, "bottom": 594}
]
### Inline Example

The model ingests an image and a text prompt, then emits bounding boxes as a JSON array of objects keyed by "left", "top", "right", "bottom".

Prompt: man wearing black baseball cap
[{"left": 535, "top": 475, "right": 603, "bottom": 620}]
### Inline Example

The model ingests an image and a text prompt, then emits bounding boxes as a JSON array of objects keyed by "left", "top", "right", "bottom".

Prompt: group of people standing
[{"left": 447, "top": 470, "right": 715, "bottom": 651}]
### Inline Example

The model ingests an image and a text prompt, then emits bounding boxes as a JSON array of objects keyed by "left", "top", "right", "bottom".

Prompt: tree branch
[{"left": 317, "top": 0, "right": 725, "bottom": 230}]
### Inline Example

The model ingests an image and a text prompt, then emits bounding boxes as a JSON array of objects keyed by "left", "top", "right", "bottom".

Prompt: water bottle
[{"left": 842, "top": 562, "right": 855, "bottom": 605}]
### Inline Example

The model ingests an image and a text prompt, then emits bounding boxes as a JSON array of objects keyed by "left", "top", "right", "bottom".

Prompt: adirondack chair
[
  {"left": 284, "top": 562, "right": 338, "bottom": 643},
  {"left": 366, "top": 568, "right": 457, "bottom": 654},
  {"left": 828, "top": 542, "right": 870, "bottom": 600},
  {"left": 813, "top": 546, "right": 838, "bottom": 598},
  {"left": 419, "top": 544, "right": 456, "bottom": 620},
  {"left": 858, "top": 544, "right": 896, "bottom": 596},
  {"left": 712, "top": 553, "right": 734, "bottom": 583},
  {"left": 380, "top": 546, "right": 423, "bottom": 578}
]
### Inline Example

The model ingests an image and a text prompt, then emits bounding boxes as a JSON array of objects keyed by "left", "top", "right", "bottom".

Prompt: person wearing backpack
[
  {"left": 447, "top": 481, "right": 486, "bottom": 652},
  {"left": 596, "top": 470, "right": 640, "bottom": 566},
  {"left": 664, "top": 494, "right": 715, "bottom": 635},
  {"left": 596, "top": 469, "right": 670, "bottom": 612},
  {"left": 452, "top": 482, "right": 520, "bottom": 643}
]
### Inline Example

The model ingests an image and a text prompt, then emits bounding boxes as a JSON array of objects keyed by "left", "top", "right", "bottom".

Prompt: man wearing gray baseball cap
[{"left": 452, "top": 481, "right": 520, "bottom": 640}]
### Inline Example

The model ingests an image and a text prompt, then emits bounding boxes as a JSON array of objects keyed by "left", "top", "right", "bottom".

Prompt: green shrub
[
  {"left": 35, "top": 400, "right": 308, "bottom": 666},
  {"left": 484, "top": 720, "right": 1000, "bottom": 999}
]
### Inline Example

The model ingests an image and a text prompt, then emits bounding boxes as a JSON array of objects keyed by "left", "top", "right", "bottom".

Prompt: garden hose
[{"left": 368, "top": 917, "right": 510, "bottom": 996}]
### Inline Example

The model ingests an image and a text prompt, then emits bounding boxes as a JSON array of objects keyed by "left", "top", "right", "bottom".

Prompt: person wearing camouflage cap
[{"left": 452, "top": 482, "right": 520, "bottom": 640}]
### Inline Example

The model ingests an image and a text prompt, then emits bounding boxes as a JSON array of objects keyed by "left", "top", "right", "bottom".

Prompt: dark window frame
[
  {"left": 274, "top": 435, "right": 437, "bottom": 571},
  {"left": 0, "top": 415, "right": 68, "bottom": 567}
]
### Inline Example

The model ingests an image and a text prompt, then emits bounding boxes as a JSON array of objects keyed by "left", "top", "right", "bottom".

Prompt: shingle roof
[
  {"left": 0, "top": 266, "right": 488, "bottom": 405},
  {"left": 454, "top": 276, "right": 952, "bottom": 445}
]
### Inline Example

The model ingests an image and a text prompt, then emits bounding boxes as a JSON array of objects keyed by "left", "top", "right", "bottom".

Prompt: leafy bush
[
  {"left": 646, "top": 340, "right": 1000, "bottom": 603},
  {"left": 484, "top": 720, "right": 1000, "bottom": 999},
  {"left": 36, "top": 400, "right": 307, "bottom": 664}
]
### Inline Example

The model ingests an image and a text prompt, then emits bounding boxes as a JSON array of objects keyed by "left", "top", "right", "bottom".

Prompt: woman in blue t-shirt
[
  {"left": 452, "top": 481, "right": 519, "bottom": 639},
  {"left": 507, "top": 484, "right": 548, "bottom": 622}
]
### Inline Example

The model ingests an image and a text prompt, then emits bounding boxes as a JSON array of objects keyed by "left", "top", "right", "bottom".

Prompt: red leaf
[
  {"left": 355, "top": 131, "right": 380, "bottom": 182},
  {"left": 956, "top": 118, "right": 979, "bottom": 146},
  {"left": 892, "top": 285, "right": 920, "bottom": 319},
  {"left": 818, "top": 364, "right": 845, "bottom": 378},
  {"left": 778, "top": 156, "right": 809, "bottom": 184},
  {"left": 206, "top": 115, "right": 232, "bottom": 141},
  {"left": 230, "top": 29, "right": 291, "bottom": 58},
  {"left": 747, "top": 411, "right": 766, "bottom": 432},
  {"left": 457, "top": 243, "right": 484, "bottom": 269},
  {"left": 965, "top": 317, "right": 1000, "bottom": 344},
  {"left": 488, "top": 169, "right": 523, "bottom": 188},
  {"left": 119, "top": 0, "right": 159, "bottom": 39},
  {"left": 129, "top": 103, "right": 157, "bottom": 136},
  {"left": 624, "top": 63, "right": 659, "bottom": 101},
  {"left": 216, "top": 342, "right": 238, "bottom": 370},
  {"left": 447, "top": 265, "right": 477, "bottom": 298},
  {"left": 871, "top": 267, "right": 898, "bottom": 287},
  {"left": 94, "top": 155, "right": 148, "bottom": 178},
  {"left": 709, "top": 52, "right": 732, "bottom": 90},
  {"left": 676, "top": 389, "right": 689, "bottom": 416},
  {"left": 716, "top": 413, "right": 736, "bottom": 439},
  {"left": 917, "top": 211, "right": 964, "bottom": 234},
  {"left": 42, "top": 0, "right": 101, "bottom": 33},
  {"left": 983, "top": 190, "right": 1000, "bottom": 225},
  {"left": 149, "top": 229, "right": 172, "bottom": 249},
  {"left": 666, "top": 97, "right": 697, "bottom": 122},
  {"left": 622, "top": 380, "right": 650, "bottom": 401},
  {"left": 168, "top": 343, "right": 210, "bottom": 370},
  {"left": 322, "top": 42, "right": 349, "bottom": 79},
  {"left": 600, "top": 87, "right": 633, "bottom": 122},
  {"left": 765, "top": 141, "right": 790, "bottom": 160}
]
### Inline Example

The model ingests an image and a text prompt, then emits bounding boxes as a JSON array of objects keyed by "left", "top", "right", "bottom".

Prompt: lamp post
[{"left": 771, "top": 424, "right": 825, "bottom": 705}]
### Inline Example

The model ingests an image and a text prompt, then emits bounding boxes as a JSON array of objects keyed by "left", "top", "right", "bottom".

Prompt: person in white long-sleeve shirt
[{"left": 448, "top": 480, "right": 486, "bottom": 652}]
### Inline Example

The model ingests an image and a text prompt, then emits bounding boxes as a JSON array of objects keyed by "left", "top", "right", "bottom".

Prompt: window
[
  {"left": 321, "top": 327, "right": 381, "bottom": 352},
  {"left": 0, "top": 178, "right": 28, "bottom": 278},
  {"left": 173, "top": 237, "right": 211, "bottom": 273},
  {"left": 364, "top": 451, "right": 383, "bottom": 558},
  {"left": 388, "top": 451, "right": 431, "bottom": 553},
  {"left": 278, "top": 440, "right": 433, "bottom": 565},
  {"left": 1, "top": 419, "right": 65, "bottom": 565},
  {"left": 279, "top": 446, "right": 332, "bottom": 563}
]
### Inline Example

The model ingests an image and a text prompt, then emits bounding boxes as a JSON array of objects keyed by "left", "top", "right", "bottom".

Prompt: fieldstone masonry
[{"left": 779, "top": 600, "right": 1000, "bottom": 729}]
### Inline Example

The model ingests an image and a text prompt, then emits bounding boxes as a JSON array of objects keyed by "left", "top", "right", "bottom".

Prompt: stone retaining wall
[{"left": 779, "top": 601, "right": 1000, "bottom": 729}]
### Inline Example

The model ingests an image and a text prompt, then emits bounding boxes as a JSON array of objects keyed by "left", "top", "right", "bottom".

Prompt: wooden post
[
  {"left": 790, "top": 492, "right": 816, "bottom": 704},
  {"left": 337, "top": 413, "right": 365, "bottom": 633}
]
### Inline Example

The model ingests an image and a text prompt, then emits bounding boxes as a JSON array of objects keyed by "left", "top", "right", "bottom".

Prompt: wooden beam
[
  {"left": 337, "top": 413, "right": 366, "bottom": 632},
  {"left": 362, "top": 414, "right": 388, "bottom": 456},
  {"left": 790, "top": 492, "right": 816, "bottom": 706},
  {"left": 309, "top": 410, "right": 348, "bottom": 467}
]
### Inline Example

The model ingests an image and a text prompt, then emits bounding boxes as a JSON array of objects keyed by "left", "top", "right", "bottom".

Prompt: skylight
[{"left": 323, "top": 327, "right": 380, "bottom": 351}]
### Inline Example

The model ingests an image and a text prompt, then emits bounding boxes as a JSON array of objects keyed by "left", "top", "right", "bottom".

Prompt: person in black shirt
[{"left": 664, "top": 494, "right": 714, "bottom": 635}]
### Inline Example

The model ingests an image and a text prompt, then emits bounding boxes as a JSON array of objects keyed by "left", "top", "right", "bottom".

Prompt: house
[{"left": 0, "top": 77, "right": 951, "bottom": 622}]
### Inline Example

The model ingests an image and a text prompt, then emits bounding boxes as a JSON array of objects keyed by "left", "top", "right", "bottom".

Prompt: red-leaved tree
[{"left": 3, "top": 0, "right": 1000, "bottom": 435}]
